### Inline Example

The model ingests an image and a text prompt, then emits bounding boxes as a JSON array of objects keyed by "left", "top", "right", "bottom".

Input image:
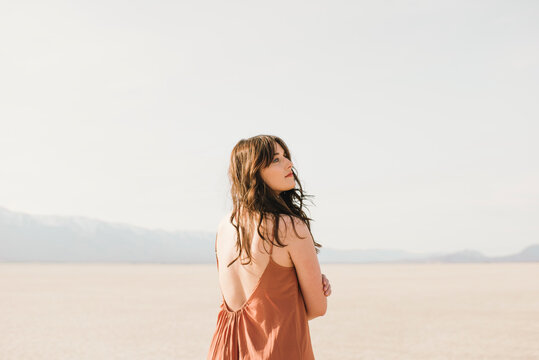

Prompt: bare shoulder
[
  {"left": 218, "top": 212, "right": 233, "bottom": 233},
  {"left": 262, "top": 214, "right": 310, "bottom": 245},
  {"left": 279, "top": 214, "right": 310, "bottom": 236}
]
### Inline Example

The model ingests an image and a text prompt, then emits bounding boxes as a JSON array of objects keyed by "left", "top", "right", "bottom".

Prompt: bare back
[{"left": 215, "top": 212, "right": 294, "bottom": 312}]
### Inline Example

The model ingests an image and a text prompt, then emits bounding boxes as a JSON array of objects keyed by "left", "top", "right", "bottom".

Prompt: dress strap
[{"left": 268, "top": 239, "right": 274, "bottom": 256}]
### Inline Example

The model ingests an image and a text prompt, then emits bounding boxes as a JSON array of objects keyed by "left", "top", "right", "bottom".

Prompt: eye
[{"left": 273, "top": 158, "right": 279, "bottom": 162}]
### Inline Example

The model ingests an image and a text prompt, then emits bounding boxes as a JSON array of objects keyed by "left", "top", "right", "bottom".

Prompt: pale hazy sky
[{"left": 1, "top": 1, "right": 537, "bottom": 256}]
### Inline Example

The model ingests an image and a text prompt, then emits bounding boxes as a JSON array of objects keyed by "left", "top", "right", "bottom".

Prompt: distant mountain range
[{"left": 1, "top": 206, "right": 537, "bottom": 264}]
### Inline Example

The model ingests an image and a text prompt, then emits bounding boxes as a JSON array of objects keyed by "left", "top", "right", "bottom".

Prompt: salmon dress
[{"left": 207, "top": 237, "right": 315, "bottom": 360}]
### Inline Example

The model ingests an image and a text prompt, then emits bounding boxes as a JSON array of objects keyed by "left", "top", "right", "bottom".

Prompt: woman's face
[{"left": 259, "top": 143, "right": 295, "bottom": 195}]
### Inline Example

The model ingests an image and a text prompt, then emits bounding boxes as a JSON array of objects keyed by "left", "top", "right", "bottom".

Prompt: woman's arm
[
  {"left": 285, "top": 216, "right": 328, "bottom": 320},
  {"left": 305, "top": 274, "right": 332, "bottom": 320}
]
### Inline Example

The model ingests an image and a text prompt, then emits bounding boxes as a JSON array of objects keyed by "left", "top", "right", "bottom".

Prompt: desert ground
[{"left": 1, "top": 262, "right": 538, "bottom": 359}]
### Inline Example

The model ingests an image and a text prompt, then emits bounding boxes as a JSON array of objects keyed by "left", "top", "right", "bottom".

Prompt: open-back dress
[{"left": 207, "top": 235, "right": 315, "bottom": 359}]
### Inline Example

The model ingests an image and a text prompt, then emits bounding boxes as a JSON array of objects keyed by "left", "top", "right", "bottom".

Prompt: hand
[{"left": 321, "top": 273, "right": 332, "bottom": 297}]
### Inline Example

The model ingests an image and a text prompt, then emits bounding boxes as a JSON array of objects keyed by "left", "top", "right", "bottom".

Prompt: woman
[{"left": 207, "top": 135, "right": 332, "bottom": 360}]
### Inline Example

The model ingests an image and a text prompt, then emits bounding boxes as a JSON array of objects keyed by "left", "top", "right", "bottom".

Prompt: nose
[{"left": 287, "top": 158, "right": 293, "bottom": 169}]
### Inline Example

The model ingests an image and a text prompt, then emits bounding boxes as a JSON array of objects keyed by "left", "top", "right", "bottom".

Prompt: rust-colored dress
[{"left": 207, "top": 237, "right": 315, "bottom": 360}]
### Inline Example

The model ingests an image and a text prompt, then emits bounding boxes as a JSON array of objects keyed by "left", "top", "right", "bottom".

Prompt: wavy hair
[{"left": 226, "top": 134, "right": 321, "bottom": 267}]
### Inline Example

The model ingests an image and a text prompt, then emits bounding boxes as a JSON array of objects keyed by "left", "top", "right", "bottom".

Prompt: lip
[{"left": 285, "top": 172, "right": 293, "bottom": 178}]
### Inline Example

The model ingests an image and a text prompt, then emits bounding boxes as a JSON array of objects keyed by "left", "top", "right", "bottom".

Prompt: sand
[{"left": 1, "top": 262, "right": 538, "bottom": 359}]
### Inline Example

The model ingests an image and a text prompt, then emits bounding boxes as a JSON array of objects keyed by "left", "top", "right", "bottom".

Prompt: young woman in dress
[{"left": 207, "top": 134, "right": 332, "bottom": 360}]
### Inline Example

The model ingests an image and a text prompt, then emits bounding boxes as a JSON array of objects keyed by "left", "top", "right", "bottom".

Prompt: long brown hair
[{"left": 226, "top": 135, "right": 322, "bottom": 267}]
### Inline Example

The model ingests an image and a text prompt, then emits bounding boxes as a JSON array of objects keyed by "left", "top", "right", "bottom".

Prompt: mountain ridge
[{"left": 1, "top": 206, "right": 537, "bottom": 264}]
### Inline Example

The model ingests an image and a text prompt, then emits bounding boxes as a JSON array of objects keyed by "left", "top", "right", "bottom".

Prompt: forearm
[{"left": 306, "top": 309, "right": 324, "bottom": 321}]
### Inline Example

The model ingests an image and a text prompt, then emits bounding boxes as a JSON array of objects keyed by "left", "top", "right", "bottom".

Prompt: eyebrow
[{"left": 273, "top": 152, "right": 285, "bottom": 156}]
